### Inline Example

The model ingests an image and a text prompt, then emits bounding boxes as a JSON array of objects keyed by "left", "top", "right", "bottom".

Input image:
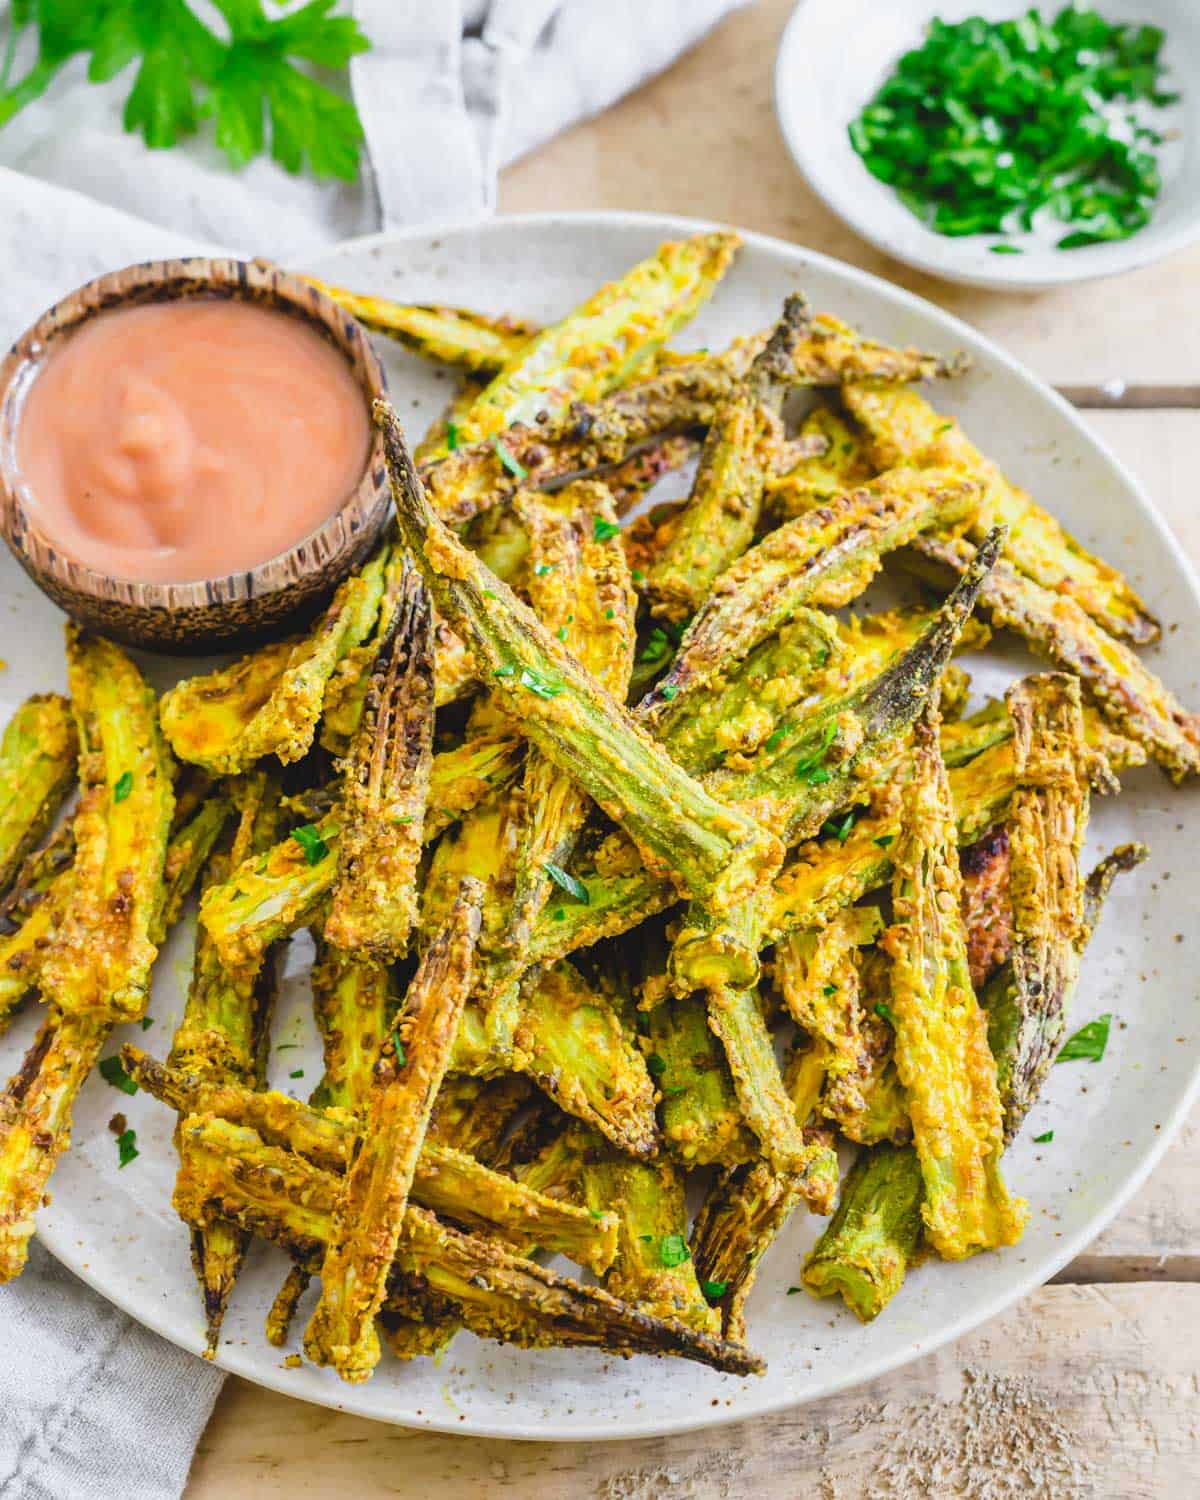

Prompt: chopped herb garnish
[
  {"left": 604, "top": 607, "right": 615, "bottom": 620},
  {"left": 823, "top": 983, "right": 837, "bottom": 998},
  {"left": 795, "top": 720, "right": 838, "bottom": 782},
  {"left": 847, "top": 8, "right": 1174, "bottom": 252},
  {"left": 632, "top": 569, "right": 645, "bottom": 583},
  {"left": 764, "top": 724, "right": 789, "bottom": 753},
  {"left": 493, "top": 663, "right": 516, "bottom": 679},
  {"left": 874, "top": 834, "right": 895, "bottom": 849},
  {"left": 484, "top": 589, "right": 499, "bottom": 600},
  {"left": 116, "top": 1128, "right": 139, "bottom": 1168},
  {"left": 639, "top": 1233, "right": 654, "bottom": 1243},
  {"left": 492, "top": 438, "right": 528, "bottom": 480},
  {"left": 822, "top": 810, "right": 857, "bottom": 843},
  {"left": 291, "top": 824, "right": 329, "bottom": 866},
  {"left": 875, "top": 1000, "right": 896, "bottom": 1025},
  {"left": 99, "top": 1055, "right": 138, "bottom": 1097},
  {"left": 659, "top": 1233, "right": 690, "bottom": 1268},
  {"left": 646, "top": 1053, "right": 667, "bottom": 1077},
  {"left": 1057, "top": 1012, "right": 1112, "bottom": 1063},
  {"left": 534, "top": 562, "right": 555, "bottom": 577},
  {"left": 786, "top": 1285, "right": 802, "bottom": 1295},
  {"left": 638, "top": 627, "right": 673, "bottom": 666},
  {"left": 113, "top": 771, "right": 134, "bottom": 803},
  {"left": 556, "top": 625, "right": 569, "bottom": 642},
  {"left": 1033, "top": 1130, "right": 1054, "bottom": 1143},
  {"left": 593, "top": 516, "right": 621, "bottom": 542},
  {"left": 446, "top": 421, "right": 459, "bottom": 451},
  {"left": 552, "top": 907, "right": 566, "bottom": 921},
  {"left": 701, "top": 1279, "right": 728, "bottom": 1300},
  {"left": 519, "top": 667, "right": 563, "bottom": 700},
  {"left": 544, "top": 861, "right": 589, "bottom": 903},
  {"left": 660, "top": 683, "right": 678, "bottom": 701},
  {"left": 289, "top": 1068, "right": 304, "bottom": 1079},
  {"left": 393, "top": 814, "right": 414, "bottom": 825},
  {"left": 275, "top": 1043, "right": 300, "bottom": 1050},
  {"left": 392, "top": 1029, "right": 406, "bottom": 1066},
  {"left": 663, "top": 1085, "right": 686, "bottom": 1097},
  {"left": 139, "top": 1016, "right": 154, "bottom": 1031},
  {"left": 588, "top": 1209, "right": 604, "bottom": 1221}
]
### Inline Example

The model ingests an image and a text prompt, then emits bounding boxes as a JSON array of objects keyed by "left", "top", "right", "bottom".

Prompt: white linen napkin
[{"left": 0, "top": 2, "right": 750, "bottom": 1497}]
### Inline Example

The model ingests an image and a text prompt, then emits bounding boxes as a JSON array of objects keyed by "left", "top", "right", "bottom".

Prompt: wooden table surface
[{"left": 186, "top": 2, "right": 1200, "bottom": 1494}]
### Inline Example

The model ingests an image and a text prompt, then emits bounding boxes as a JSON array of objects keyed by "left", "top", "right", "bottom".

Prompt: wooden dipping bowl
[{"left": 0, "top": 257, "right": 391, "bottom": 653}]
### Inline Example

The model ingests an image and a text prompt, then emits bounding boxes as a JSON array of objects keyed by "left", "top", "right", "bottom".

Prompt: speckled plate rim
[{"left": 31, "top": 209, "right": 1200, "bottom": 1441}]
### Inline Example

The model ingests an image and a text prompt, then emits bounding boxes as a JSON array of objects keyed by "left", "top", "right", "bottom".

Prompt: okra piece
[
  {"left": 766, "top": 405, "right": 874, "bottom": 520},
  {"left": 0, "top": 694, "right": 76, "bottom": 898},
  {"left": 427, "top": 1073, "right": 533, "bottom": 1165},
  {"left": 174, "top": 1113, "right": 759, "bottom": 1374},
  {"left": 123, "top": 1047, "right": 614, "bottom": 1274},
  {"left": 42, "top": 629, "right": 174, "bottom": 1023},
  {"left": 512, "top": 962, "right": 658, "bottom": 1159},
  {"left": 644, "top": 296, "right": 811, "bottom": 621},
  {"left": 774, "top": 906, "right": 884, "bottom": 1127},
  {"left": 671, "top": 529, "right": 1004, "bottom": 999},
  {"left": 578, "top": 1128, "right": 719, "bottom": 1335},
  {"left": 153, "top": 791, "right": 235, "bottom": 946},
  {"left": 160, "top": 546, "right": 389, "bottom": 774},
  {"left": 303, "top": 279, "right": 538, "bottom": 371},
  {"left": 304, "top": 879, "right": 482, "bottom": 1382},
  {"left": 693, "top": 1045, "right": 839, "bottom": 1341},
  {"left": 307, "top": 943, "right": 397, "bottom": 1113},
  {"left": 883, "top": 699, "right": 1027, "bottom": 1260},
  {"left": 837, "top": 949, "right": 911, "bottom": 1147},
  {"left": 639, "top": 468, "right": 980, "bottom": 723},
  {"left": 801, "top": 1143, "right": 925, "bottom": 1322},
  {"left": 325, "top": 561, "right": 434, "bottom": 958},
  {"left": 911, "top": 532, "right": 1200, "bottom": 782},
  {"left": 842, "top": 380, "right": 1159, "bottom": 644},
  {"left": 647, "top": 992, "right": 756, "bottom": 1168},
  {"left": 0, "top": 862, "right": 73, "bottom": 1034},
  {"left": 0, "top": 1007, "right": 109, "bottom": 1281},
  {"left": 449, "top": 232, "right": 740, "bottom": 448},
  {"left": 169, "top": 774, "right": 282, "bottom": 1354},
  {"left": 982, "top": 675, "right": 1095, "bottom": 1144},
  {"left": 380, "top": 402, "right": 783, "bottom": 914},
  {"left": 498, "top": 481, "right": 636, "bottom": 982},
  {"left": 959, "top": 828, "right": 1013, "bottom": 992}
]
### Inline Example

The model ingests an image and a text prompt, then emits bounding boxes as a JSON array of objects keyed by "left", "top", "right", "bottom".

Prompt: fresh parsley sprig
[{"left": 0, "top": 1, "right": 370, "bottom": 181}]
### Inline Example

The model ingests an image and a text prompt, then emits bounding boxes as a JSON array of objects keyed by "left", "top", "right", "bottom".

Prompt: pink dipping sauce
[{"left": 17, "top": 299, "right": 371, "bottom": 583}]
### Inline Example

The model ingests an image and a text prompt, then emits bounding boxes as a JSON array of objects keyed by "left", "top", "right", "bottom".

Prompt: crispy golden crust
[
  {"left": 883, "top": 703, "right": 1026, "bottom": 1260},
  {"left": 325, "top": 562, "right": 434, "bottom": 959},
  {"left": 304, "top": 880, "right": 482, "bottom": 1382},
  {"left": 959, "top": 827, "right": 1013, "bottom": 993},
  {"left": 42, "top": 629, "right": 175, "bottom": 1023},
  {"left": 0, "top": 694, "right": 76, "bottom": 900}
]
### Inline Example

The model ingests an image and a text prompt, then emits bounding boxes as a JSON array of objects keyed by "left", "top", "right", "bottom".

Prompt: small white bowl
[{"left": 775, "top": 0, "right": 1200, "bottom": 290}]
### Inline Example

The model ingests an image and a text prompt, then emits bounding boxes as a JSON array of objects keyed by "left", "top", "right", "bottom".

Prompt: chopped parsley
[
  {"left": 638, "top": 627, "right": 673, "bottom": 666},
  {"left": 593, "top": 516, "right": 621, "bottom": 542},
  {"left": 874, "top": 1000, "right": 896, "bottom": 1025},
  {"left": 291, "top": 824, "right": 329, "bottom": 866},
  {"left": 823, "top": 983, "right": 838, "bottom": 998},
  {"left": 139, "top": 1016, "right": 154, "bottom": 1031},
  {"left": 822, "top": 810, "right": 857, "bottom": 843},
  {"left": 764, "top": 723, "right": 789, "bottom": 753},
  {"left": 112, "top": 771, "right": 134, "bottom": 803},
  {"left": 701, "top": 1279, "right": 728, "bottom": 1300},
  {"left": 1033, "top": 1130, "right": 1054, "bottom": 1144},
  {"left": 447, "top": 422, "right": 459, "bottom": 451},
  {"left": 659, "top": 1233, "right": 690, "bottom": 1268},
  {"left": 555, "top": 625, "right": 568, "bottom": 642},
  {"left": 604, "top": 607, "right": 615, "bottom": 620},
  {"left": 116, "top": 1127, "right": 139, "bottom": 1169},
  {"left": 660, "top": 683, "right": 678, "bottom": 701},
  {"left": 795, "top": 720, "right": 837, "bottom": 782},
  {"left": 544, "top": 861, "right": 589, "bottom": 903},
  {"left": 1057, "top": 1012, "right": 1112, "bottom": 1063},
  {"left": 786, "top": 1285, "right": 802, "bottom": 1295},
  {"left": 492, "top": 438, "right": 528, "bottom": 480},
  {"left": 990, "top": 243, "right": 1025, "bottom": 254},
  {"left": 874, "top": 834, "right": 895, "bottom": 849},
  {"left": 662, "top": 1085, "right": 686, "bottom": 1097},
  {"left": 519, "top": 667, "right": 563, "bottom": 700},
  {"left": 493, "top": 663, "right": 516, "bottom": 679},
  {"left": 534, "top": 562, "right": 555, "bottom": 577},
  {"left": 393, "top": 1030, "right": 406, "bottom": 1066},
  {"left": 646, "top": 1053, "right": 667, "bottom": 1077},
  {"left": 289, "top": 1068, "right": 304, "bottom": 1079},
  {"left": 99, "top": 1055, "right": 138, "bottom": 1097}
]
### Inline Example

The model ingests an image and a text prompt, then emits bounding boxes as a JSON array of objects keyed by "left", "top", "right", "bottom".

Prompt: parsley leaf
[
  {"left": 289, "top": 1068, "right": 304, "bottom": 1079},
  {"left": 874, "top": 1000, "right": 895, "bottom": 1025},
  {"left": 701, "top": 1279, "right": 728, "bottom": 1300},
  {"left": 795, "top": 720, "right": 837, "bottom": 783},
  {"left": 1057, "top": 1013, "right": 1112, "bottom": 1063},
  {"left": 446, "top": 421, "right": 459, "bottom": 452},
  {"left": 113, "top": 771, "right": 134, "bottom": 803},
  {"left": 392, "top": 1029, "right": 406, "bottom": 1066},
  {"left": 646, "top": 1053, "right": 667, "bottom": 1077},
  {"left": 117, "top": 1127, "right": 139, "bottom": 1168},
  {"left": 0, "top": 0, "right": 370, "bottom": 180},
  {"left": 544, "top": 861, "right": 588, "bottom": 904},
  {"left": 291, "top": 823, "right": 329, "bottom": 866},
  {"left": 492, "top": 437, "right": 527, "bottom": 479},
  {"left": 659, "top": 1233, "right": 690, "bottom": 1268},
  {"left": 593, "top": 515, "right": 621, "bottom": 542},
  {"left": 822, "top": 809, "right": 857, "bottom": 843},
  {"left": 519, "top": 667, "right": 562, "bottom": 700},
  {"left": 99, "top": 1054, "right": 138, "bottom": 1097},
  {"left": 1033, "top": 1130, "right": 1054, "bottom": 1144}
]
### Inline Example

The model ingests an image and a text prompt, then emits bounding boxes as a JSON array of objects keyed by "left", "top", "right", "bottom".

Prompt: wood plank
[
  {"left": 500, "top": 0, "right": 1200, "bottom": 393},
  {"left": 184, "top": 1283, "right": 1200, "bottom": 1499}
]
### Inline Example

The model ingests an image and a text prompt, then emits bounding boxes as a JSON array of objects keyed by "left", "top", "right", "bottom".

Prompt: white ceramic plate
[
  {"left": 5, "top": 212, "right": 1200, "bottom": 1441},
  {"left": 775, "top": 0, "right": 1200, "bottom": 291}
]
